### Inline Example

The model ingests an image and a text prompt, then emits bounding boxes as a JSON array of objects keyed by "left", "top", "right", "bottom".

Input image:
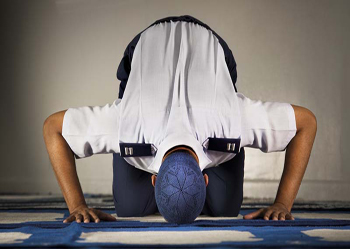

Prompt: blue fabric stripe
[
  {"left": 1, "top": 225, "right": 350, "bottom": 247},
  {"left": 1, "top": 218, "right": 350, "bottom": 229},
  {"left": 1, "top": 209, "right": 350, "bottom": 247}
]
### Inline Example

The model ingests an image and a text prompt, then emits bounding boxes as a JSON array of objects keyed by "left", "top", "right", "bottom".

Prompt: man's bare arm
[
  {"left": 43, "top": 110, "right": 116, "bottom": 223},
  {"left": 244, "top": 104, "right": 317, "bottom": 220}
]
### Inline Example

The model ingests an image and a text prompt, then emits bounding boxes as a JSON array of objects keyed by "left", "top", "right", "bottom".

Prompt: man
[{"left": 43, "top": 15, "right": 317, "bottom": 224}]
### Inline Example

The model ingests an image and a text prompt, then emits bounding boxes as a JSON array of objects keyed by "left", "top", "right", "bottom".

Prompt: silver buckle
[
  {"left": 226, "top": 143, "right": 235, "bottom": 151},
  {"left": 124, "top": 147, "right": 133, "bottom": 155}
]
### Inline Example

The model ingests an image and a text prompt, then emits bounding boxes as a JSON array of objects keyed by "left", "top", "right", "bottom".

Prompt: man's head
[{"left": 151, "top": 145, "right": 208, "bottom": 224}]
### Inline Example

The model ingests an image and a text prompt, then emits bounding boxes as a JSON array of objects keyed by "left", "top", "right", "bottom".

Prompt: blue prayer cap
[{"left": 155, "top": 150, "right": 206, "bottom": 224}]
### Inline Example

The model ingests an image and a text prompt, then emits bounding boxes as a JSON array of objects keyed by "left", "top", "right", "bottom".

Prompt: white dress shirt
[{"left": 62, "top": 21, "right": 297, "bottom": 174}]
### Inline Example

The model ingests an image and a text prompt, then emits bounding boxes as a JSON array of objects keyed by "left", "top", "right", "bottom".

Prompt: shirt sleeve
[
  {"left": 62, "top": 98, "right": 122, "bottom": 159},
  {"left": 237, "top": 92, "right": 297, "bottom": 152}
]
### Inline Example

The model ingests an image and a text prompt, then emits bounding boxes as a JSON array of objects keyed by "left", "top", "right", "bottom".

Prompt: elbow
[
  {"left": 303, "top": 108, "right": 317, "bottom": 135},
  {"left": 43, "top": 115, "right": 54, "bottom": 138},
  {"left": 43, "top": 110, "right": 66, "bottom": 139},
  {"left": 309, "top": 109, "right": 317, "bottom": 134},
  {"left": 292, "top": 105, "right": 317, "bottom": 135}
]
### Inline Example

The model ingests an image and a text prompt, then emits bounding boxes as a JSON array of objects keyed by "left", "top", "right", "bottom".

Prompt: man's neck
[{"left": 162, "top": 145, "right": 199, "bottom": 164}]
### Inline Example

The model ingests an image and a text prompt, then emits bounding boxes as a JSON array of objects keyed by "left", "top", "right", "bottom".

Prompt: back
[{"left": 118, "top": 20, "right": 242, "bottom": 173}]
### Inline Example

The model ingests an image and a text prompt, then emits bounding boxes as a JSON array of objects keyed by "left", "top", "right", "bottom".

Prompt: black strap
[
  {"left": 119, "top": 143, "right": 153, "bottom": 157},
  {"left": 207, "top": 137, "right": 241, "bottom": 154},
  {"left": 120, "top": 137, "right": 241, "bottom": 157}
]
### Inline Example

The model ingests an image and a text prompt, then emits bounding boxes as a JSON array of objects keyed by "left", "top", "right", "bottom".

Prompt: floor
[{"left": 0, "top": 195, "right": 350, "bottom": 248}]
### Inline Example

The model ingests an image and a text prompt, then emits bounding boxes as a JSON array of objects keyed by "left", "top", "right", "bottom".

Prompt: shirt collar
[{"left": 149, "top": 133, "right": 212, "bottom": 173}]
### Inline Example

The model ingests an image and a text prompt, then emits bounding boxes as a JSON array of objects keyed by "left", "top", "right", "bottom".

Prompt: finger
[
  {"left": 89, "top": 210, "right": 100, "bottom": 223},
  {"left": 82, "top": 210, "right": 91, "bottom": 223},
  {"left": 271, "top": 212, "right": 279, "bottom": 221},
  {"left": 75, "top": 214, "right": 83, "bottom": 223},
  {"left": 63, "top": 215, "right": 75, "bottom": 223},
  {"left": 94, "top": 209, "right": 117, "bottom": 221},
  {"left": 243, "top": 209, "right": 264, "bottom": 220},
  {"left": 264, "top": 210, "right": 273, "bottom": 220},
  {"left": 286, "top": 213, "right": 295, "bottom": 220},
  {"left": 279, "top": 212, "right": 286, "bottom": 221}
]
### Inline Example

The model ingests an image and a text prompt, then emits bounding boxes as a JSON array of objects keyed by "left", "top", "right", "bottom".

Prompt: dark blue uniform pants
[{"left": 112, "top": 148, "right": 245, "bottom": 217}]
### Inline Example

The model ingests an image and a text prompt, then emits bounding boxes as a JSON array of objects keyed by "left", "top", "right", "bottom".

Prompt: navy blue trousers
[{"left": 112, "top": 148, "right": 245, "bottom": 217}]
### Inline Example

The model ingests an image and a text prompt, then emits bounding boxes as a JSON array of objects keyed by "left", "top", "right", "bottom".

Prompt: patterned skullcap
[{"left": 155, "top": 150, "right": 206, "bottom": 224}]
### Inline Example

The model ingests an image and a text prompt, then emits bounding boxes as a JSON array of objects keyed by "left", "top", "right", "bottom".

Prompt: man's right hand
[
  {"left": 63, "top": 205, "right": 117, "bottom": 223},
  {"left": 43, "top": 112, "right": 118, "bottom": 224}
]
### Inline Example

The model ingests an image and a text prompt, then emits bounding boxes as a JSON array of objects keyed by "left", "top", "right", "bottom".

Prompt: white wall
[{"left": 1, "top": 0, "right": 349, "bottom": 201}]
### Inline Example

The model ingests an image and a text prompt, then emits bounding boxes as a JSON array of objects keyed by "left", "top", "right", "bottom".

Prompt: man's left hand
[{"left": 243, "top": 202, "right": 294, "bottom": 221}]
